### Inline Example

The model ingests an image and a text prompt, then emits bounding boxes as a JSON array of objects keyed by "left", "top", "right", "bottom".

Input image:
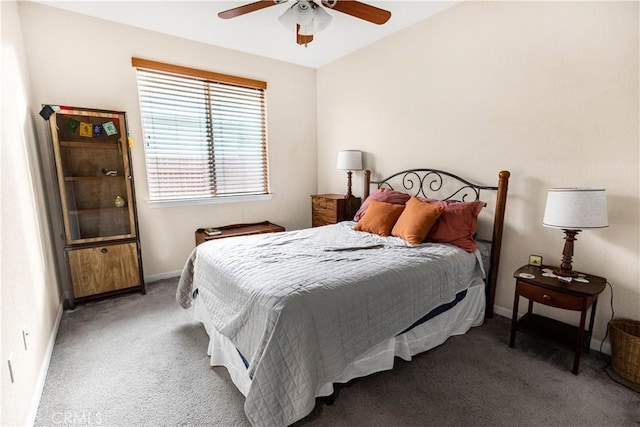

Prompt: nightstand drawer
[
  {"left": 312, "top": 197, "right": 337, "bottom": 211},
  {"left": 518, "top": 282, "right": 584, "bottom": 311},
  {"left": 312, "top": 200, "right": 337, "bottom": 219},
  {"left": 311, "top": 194, "right": 361, "bottom": 227}
]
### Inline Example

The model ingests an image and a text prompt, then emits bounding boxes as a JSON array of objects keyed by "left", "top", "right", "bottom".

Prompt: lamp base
[
  {"left": 344, "top": 171, "right": 353, "bottom": 198},
  {"left": 554, "top": 229, "right": 581, "bottom": 278}
]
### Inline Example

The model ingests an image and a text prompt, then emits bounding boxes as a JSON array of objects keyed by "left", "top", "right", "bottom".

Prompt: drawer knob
[
  {"left": 543, "top": 294, "right": 551, "bottom": 301},
  {"left": 101, "top": 248, "right": 108, "bottom": 254}
]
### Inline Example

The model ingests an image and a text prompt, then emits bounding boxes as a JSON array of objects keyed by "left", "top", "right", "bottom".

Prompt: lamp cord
[{"left": 599, "top": 281, "right": 639, "bottom": 393}]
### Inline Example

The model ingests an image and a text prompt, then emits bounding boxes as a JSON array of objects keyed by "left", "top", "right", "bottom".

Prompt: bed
[{"left": 177, "top": 168, "right": 510, "bottom": 427}]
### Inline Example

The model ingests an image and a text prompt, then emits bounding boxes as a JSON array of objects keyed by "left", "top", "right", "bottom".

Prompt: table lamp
[
  {"left": 542, "top": 188, "right": 608, "bottom": 277},
  {"left": 336, "top": 150, "right": 362, "bottom": 198}
]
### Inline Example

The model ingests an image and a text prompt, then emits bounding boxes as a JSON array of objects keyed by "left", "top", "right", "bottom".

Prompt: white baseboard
[
  {"left": 595, "top": 339, "right": 611, "bottom": 355},
  {"left": 144, "top": 270, "right": 181, "bottom": 283},
  {"left": 492, "top": 304, "right": 512, "bottom": 320},
  {"left": 492, "top": 304, "right": 611, "bottom": 355},
  {"left": 27, "top": 301, "right": 64, "bottom": 427}
]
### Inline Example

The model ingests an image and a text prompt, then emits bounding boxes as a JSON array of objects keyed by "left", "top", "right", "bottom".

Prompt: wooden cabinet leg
[
  {"left": 572, "top": 308, "right": 588, "bottom": 375},
  {"left": 510, "top": 288, "right": 520, "bottom": 348},
  {"left": 585, "top": 298, "right": 598, "bottom": 355}
]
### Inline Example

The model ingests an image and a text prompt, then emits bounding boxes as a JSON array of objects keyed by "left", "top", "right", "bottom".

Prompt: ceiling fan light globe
[
  {"left": 277, "top": 7, "right": 301, "bottom": 29},
  {"left": 295, "top": 4, "right": 332, "bottom": 35},
  {"left": 312, "top": 5, "right": 332, "bottom": 32},
  {"left": 298, "top": 24, "right": 314, "bottom": 36},
  {"left": 297, "top": 2, "right": 315, "bottom": 25},
  {"left": 279, "top": 0, "right": 315, "bottom": 31},
  {"left": 278, "top": 11, "right": 295, "bottom": 30},
  {"left": 279, "top": 0, "right": 334, "bottom": 35}
]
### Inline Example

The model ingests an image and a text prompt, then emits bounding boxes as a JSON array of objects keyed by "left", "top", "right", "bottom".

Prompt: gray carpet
[{"left": 36, "top": 278, "right": 639, "bottom": 426}]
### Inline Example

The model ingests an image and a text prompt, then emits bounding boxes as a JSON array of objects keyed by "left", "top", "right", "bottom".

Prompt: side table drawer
[
  {"left": 312, "top": 198, "right": 338, "bottom": 226},
  {"left": 312, "top": 196, "right": 337, "bottom": 212},
  {"left": 311, "top": 194, "right": 361, "bottom": 227},
  {"left": 518, "top": 282, "right": 584, "bottom": 311}
]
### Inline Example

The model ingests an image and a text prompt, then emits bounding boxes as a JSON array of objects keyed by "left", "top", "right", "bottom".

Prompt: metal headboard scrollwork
[
  {"left": 363, "top": 168, "right": 510, "bottom": 318},
  {"left": 364, "top": 168, "right": 498, "bottom": 201}
]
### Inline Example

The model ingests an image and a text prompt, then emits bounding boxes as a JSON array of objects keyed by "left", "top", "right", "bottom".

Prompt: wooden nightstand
[
  {"left": 311, "top": 194, "right": 361, "bottom": 227},
  {"left": 509, "top": 264, "right": 606, "bottom": 375},
  {"left": 195, "top": 221, "right": 285, "bottom": 246}
]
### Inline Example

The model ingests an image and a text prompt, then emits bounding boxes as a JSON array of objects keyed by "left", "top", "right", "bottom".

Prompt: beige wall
[
  {"left": 317, "top": 1, "right": 639, "bottom": 341},
  {"left": 18, "top": 2, "right": 318, "bottom": 281},
  {"left": 6, "top": 2, "right": 639, "bottom": 424},
  {"left": 1, "top": 1, "right": 63, "bottom": 425}
]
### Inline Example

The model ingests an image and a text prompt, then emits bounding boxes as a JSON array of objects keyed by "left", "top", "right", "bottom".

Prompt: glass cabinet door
[{"left": 50, "top": 109, "right": 136, "bottom": 245}]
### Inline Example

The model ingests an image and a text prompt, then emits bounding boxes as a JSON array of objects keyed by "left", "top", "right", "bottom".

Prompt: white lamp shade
[
  {"left": 336, "top": 150, "right": 363, "bottom": 171},
  {"left": 543, "top": 188, "right": 608, "bottom": 230}
]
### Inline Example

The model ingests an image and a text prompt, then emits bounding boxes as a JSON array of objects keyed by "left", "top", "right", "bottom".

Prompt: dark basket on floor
[{"left": 609, "top": 318, "right": 640, "bottom": 385}]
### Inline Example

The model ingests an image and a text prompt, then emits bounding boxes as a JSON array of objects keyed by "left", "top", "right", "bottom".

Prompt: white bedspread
[{"left": 177, "top": 222, "right": 484, "bottom": 426}]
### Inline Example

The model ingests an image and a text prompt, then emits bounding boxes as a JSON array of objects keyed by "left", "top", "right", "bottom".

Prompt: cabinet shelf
[
  {"left": 516, "top": 313, "right": 590, "bottom": 353},
  {"left": 60, "top": 140, "right": 119, "bottom": 150},
  {"left": 64, "top": 176, "right": 123, "bottom": 181},
  {"left": 69, "top": 207, "right": 128, "bottom": 215}
]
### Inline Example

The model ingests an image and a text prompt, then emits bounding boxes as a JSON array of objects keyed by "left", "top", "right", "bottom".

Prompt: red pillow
[
  {"left": 424, "top": 199, "right": 486, "bottom": 252},
  {"left": 353, "top": 188, "right": 411, "bottom": 221}
]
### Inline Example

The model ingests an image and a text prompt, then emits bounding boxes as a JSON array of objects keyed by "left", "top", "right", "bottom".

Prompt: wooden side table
[
  {"left": 195, "top": 221, "right": 285, "bottom": 246},
  {"left": 509, "top": 264, "right": 606, "bottom": 375},
  {"left": 311, "top": 194, "right": 361, "bottom": 227}
]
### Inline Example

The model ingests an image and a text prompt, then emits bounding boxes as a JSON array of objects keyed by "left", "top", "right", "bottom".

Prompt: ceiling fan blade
[
  {"left": 218, "top": 1, "right": 280, "bottom": 19},
  {"left": 296, "top": 24, "right": 314, "bottom": 46},
  {"left": 325, "top": 1, "right": 391, "bottom": 25}
]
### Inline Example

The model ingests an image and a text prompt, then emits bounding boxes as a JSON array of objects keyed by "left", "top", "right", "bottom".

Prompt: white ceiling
[{"left": 35, "top": 1, "right": 456, "bottom": 68}]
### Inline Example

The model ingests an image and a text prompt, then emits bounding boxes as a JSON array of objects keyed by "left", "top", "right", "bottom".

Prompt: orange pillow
[
  {"left": 392, "top": 196, "right": 445, "bottom": 245},
  {"left": 353, "top": 199, "right": 405, "bottom": 237}
]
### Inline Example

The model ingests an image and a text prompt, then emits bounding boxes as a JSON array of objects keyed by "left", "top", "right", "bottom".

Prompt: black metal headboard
[
  {"left": 363, "top": 168, "right": 510, "bottom": 318},
  {"left": 364, "top": 168, "right": 499, "bottom": 202}
]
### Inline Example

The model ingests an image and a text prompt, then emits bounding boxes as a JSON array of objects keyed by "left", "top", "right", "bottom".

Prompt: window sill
[{"left": 146, "top": 194, "right": 273, "bottom": 208}]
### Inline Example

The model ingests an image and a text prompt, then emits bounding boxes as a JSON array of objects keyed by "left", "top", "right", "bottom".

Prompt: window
[{"left": 132, "top": 58, "right": 269, "bottom": 202}]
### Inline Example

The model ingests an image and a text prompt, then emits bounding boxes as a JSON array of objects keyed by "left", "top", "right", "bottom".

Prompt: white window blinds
[{"left": 132, "top": 58, "right": 269, "bottom": 201}]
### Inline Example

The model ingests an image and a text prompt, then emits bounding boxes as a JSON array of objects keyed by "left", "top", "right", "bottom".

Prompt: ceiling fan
[{"left": 218, "top": 0, "right": 392, "bottom": 46}]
